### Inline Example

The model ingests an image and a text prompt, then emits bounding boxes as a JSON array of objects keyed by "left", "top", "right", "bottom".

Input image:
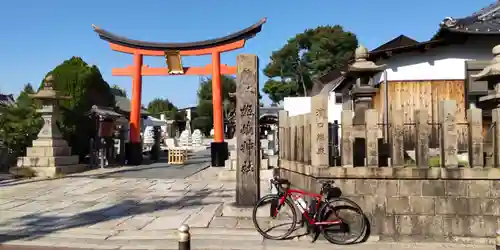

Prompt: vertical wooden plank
[
  {"left": 303, "top": 114, "right": 311, "bottom": 164},
  {"left": 278, "top": 111, "right": 288, "bottom": 160},
  {"left": 391, "top": 109, "right": 405, "bottom": 167},
  {"left": 415, "top": 109, "right": 429, "bottom": 168},
  {"left": 311, "top": 95, "right": 329, "bottom": 167},
  {"left": 235, "top": 54, "right": 260, "bottom": 206},
  {"left": 467, "top": 108, "right": 483, "bottom": 168},
  {"left": 365, "top": 109, "right": 379, "bottom": 167},
  {"left": 341, "top": 110, "right": 354, "bottom": 167},
  {"left": 439, "top": 100, "right": 458, "bottom": 168}
]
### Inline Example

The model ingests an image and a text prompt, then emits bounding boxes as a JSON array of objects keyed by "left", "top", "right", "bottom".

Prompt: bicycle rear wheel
[
  {"left": 317, "top": 197, "right": 366, "bottom": 245},
  {"left": 252, "top": 194, "right": 297, "bottom": 240}
]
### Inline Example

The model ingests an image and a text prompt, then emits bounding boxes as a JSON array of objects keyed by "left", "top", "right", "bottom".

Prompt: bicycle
[{"left": 252, "top": 176, "right": 366, "bottom": 245}]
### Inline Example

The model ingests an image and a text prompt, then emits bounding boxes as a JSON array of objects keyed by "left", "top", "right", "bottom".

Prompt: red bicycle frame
[{"left": 276, "top": 188, "right": 342, "bottom": 226}]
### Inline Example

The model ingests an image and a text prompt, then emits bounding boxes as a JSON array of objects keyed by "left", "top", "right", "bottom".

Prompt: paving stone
[
  {"left": 208, "top": 216, "right": 238, "bottom": 228},
  {"left": 114, "top": 215, "right": 156, "bottom": 230},
  {"left": 142, "top": 213, "right": 192, "bottom": 230},
  {"left": 0, "top": 200, "right": 32, "bottom": 210},
  {"left": 235, "top": 218, "right": 256, "bottom": 229},
  {"left": 87, "top": 216, "right": 132, "bottom": 230},
  {"left": 184, "top": 204, "right": 222, "bottom": 228}
]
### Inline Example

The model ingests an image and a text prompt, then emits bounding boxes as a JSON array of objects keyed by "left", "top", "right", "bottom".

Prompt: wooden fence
[{"left": 278, "top": 95, "right": 499, "bottom": 169}]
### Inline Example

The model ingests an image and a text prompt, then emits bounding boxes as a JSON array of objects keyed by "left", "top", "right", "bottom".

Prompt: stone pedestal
[{"left": 14, "top": 75, "right": 87, "bottom": 177}]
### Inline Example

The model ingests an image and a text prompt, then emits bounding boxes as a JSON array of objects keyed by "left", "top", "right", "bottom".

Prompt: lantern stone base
[{"left": 15, "top": 138, "right": 88, "bottom": 177}]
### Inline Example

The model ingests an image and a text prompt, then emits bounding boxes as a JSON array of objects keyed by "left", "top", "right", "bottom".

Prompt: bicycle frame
[{"left": 276, "top": 188, "right": 343, "bottom": 226}]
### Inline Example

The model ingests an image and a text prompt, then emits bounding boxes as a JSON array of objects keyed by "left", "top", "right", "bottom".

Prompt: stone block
[
  {"left": 396, "top": 215, "right": 444, "bottom": 237},
  {"left": 435, "top": 197, "right": 482, "bottom": 215},
  {"left": 480, "top": 198, "right": 500, "bottom": 216},
  {"left": 32, "top": 138, "right": 68, "bottom": 147},
  {"left": 467, "top": 180, "right": 491, "bottom": 198},
  {"left": 19, "top": 164, "right": 88, "bottom": 177},
  {"left": 398, "top": 180, "right": 422, "bottom": 196},
  {"left": 354, "top": 179, "right": 377, "bottom": 195},
  {"left": 375, "top": 180, "right": 398, "bottom": 197},
  {"left": 17, "top": 155, "right": 79, "bottom": 167},
  {"left": 444, "top": 180, "right": 467, "bottom": 197},
  {"left": 421, "top": 180, "right": 445, "bottom": 196},
  {"left": 409, "top": 196, "right": 435, "bottom": 215},
  {"left": 26, "top": 146, "right": 71, "bottom": 157},
  {"left": 387, "top": 197, "right": 410, "bottom": 214}
]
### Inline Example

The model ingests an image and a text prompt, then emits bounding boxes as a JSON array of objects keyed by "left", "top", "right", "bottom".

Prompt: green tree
[
  {"left": 111, "top": 84, "right": 127, "bottom": 97},
  {"left": 146, "top": 98, "right": 183, "bottom": 120},
  {"left": 0, "top": 85, "right": 43, "bottom": 163},
  {"left": 194, "top": 76, "right": 237, "bottom": 135},
  {"left": 41, "top": 57, "right": 115, "bottom": 160},
  {"left": 263, "top": 25, "right": 358, "bottom": 103}
]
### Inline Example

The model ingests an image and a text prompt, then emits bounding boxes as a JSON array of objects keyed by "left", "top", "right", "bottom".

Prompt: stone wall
[{"left": 279, "top": 162, "right": 500, "bottom": 242}]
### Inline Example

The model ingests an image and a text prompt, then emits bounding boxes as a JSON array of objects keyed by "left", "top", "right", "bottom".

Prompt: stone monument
[
  {"left": 178, "top": 129, "right": 192, "bottom": 149},
  {"left": 235, "top": 54, "right": 260, "bottom": 206},
  {"left": 16, "top": 75, "right": 87, "bottom": 177},
  {"left": 192, "top": 129, "right": 203, "bottom": 148}
]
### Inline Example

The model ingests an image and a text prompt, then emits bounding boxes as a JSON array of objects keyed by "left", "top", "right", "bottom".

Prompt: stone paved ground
[{"left": 0, "top": 166, "right": 494, "bottom": 249}]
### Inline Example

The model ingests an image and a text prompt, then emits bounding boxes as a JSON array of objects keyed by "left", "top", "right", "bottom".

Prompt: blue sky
[{"left": 0, "top": 0, "right": 493, "bottom": 108}]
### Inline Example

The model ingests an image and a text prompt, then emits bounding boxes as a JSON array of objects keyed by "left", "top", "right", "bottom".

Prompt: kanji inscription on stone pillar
[{"left": 235, "top": 54, "right": 260, "bottom": 206}]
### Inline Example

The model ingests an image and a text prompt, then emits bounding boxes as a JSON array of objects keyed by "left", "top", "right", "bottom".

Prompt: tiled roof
[
  {"left": 440, "top": 1, "right": 500, "bottom": 35},
  {"left": 0, "top": 94, "right": 15, "bottom": 106}
]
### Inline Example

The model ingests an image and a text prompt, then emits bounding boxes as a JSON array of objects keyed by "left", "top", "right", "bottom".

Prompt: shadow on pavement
[{"left": 0, "top": 187, "right": 232, "bottom": 244}]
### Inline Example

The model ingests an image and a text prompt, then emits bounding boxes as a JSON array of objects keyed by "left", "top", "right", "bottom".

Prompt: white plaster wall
[
  {"left": 373, "top": 37, "right": 499, "bottom": 83},
  {"left": 283, "top": 93, "right": 343, "bottom": 123}
]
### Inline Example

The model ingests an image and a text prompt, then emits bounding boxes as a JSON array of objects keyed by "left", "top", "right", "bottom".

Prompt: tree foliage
[
  {"left": 146, "top": 98, "right": 185, "bottom": 121},
  {"left": 263, "top": 25, "right": 358, "bottom": 103},
  {"left": 41, "top": 57, "right": 115, "bottom": 160},
  {"left": 0, "top": 84, "right": 43, "bottom": 164},
  {"left": 111, "top": 84, "right": 127, "bottom": 97},
  {"left": 194, "top": 76, "right": 237, "bottom": 135}
]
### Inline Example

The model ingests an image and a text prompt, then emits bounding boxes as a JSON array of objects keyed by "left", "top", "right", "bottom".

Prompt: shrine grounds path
[
  {"left": 101, "top": 150, "right": 212, "bottom": 180},
  {"left": 0, "top": 150, "right": 493, "bottom": 249}
]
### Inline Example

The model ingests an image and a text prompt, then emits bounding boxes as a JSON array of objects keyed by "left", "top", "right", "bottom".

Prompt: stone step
[
  {"left": 26, "top": 146, "right": 71, "bottom": 157},
  {"left": 17, "top": 155, "right": 79, "bottom": 167}
]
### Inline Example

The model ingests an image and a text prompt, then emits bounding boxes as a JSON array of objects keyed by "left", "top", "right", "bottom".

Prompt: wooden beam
[
  {"left": 109, "top": 40, "right": 246, "bottom": 56},
  {"left": 112, "top": 64, "right": 237, "bottom": 76}
]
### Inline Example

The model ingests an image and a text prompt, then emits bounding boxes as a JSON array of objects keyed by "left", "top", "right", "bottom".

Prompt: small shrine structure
[{"left": 16, "top": 75, "right": 87, "bottom": 177}]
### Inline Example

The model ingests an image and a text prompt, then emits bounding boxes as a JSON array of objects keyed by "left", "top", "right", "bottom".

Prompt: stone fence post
[
  {"left": 278, "top": 111, "right": 288, "bottom": 161},
  {"left": 493, "top": 108, "right": 500, "bottom": 168},
  {"left": 341, "top": 110, "right": 354, "bottom": 167},
  {"left": 415, "top": 109, "right": 429, "bottom": 168},
  {"left": 439, "top": 100, "right": 458, "bottom": 168},
  {"left": 467, "top": 108, "right": 483, "bottom": 168},
  {"left": 391, "top": 109, "right": 405, "bottom": 167},
  {"left": 365, "top": 109, "right": 379, "bottom": 167},
  {"left": 311, "top": 95, "right": 329, "bottom": 168}
]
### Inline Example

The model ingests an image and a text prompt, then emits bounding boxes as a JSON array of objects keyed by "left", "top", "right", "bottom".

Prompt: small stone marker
[{"left": 235, "top": 54, "right": 260, "bottom": 206}]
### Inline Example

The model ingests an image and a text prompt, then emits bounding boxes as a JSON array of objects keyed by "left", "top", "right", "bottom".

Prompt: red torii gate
[{"left": 92, "top": 19, "right": 266, "bottom": 166}]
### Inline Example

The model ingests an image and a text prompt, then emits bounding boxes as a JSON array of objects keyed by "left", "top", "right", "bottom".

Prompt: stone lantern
[
  {"left": 473, "top": 45, "right": 500, "bottom": 109},
  {"left": 343, "top": 45, "right": 386, "bottom": 124},
  {"left": 15, "top": 75, "right": 86, "bottom": 177}
]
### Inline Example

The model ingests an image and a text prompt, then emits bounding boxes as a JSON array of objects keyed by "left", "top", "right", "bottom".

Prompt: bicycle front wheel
[
  {"left": 252, "top": 194, "right": 297, "bottom": 240},
  {"left": 317, "top": 197, "right": 366, "bottom": 245}
]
